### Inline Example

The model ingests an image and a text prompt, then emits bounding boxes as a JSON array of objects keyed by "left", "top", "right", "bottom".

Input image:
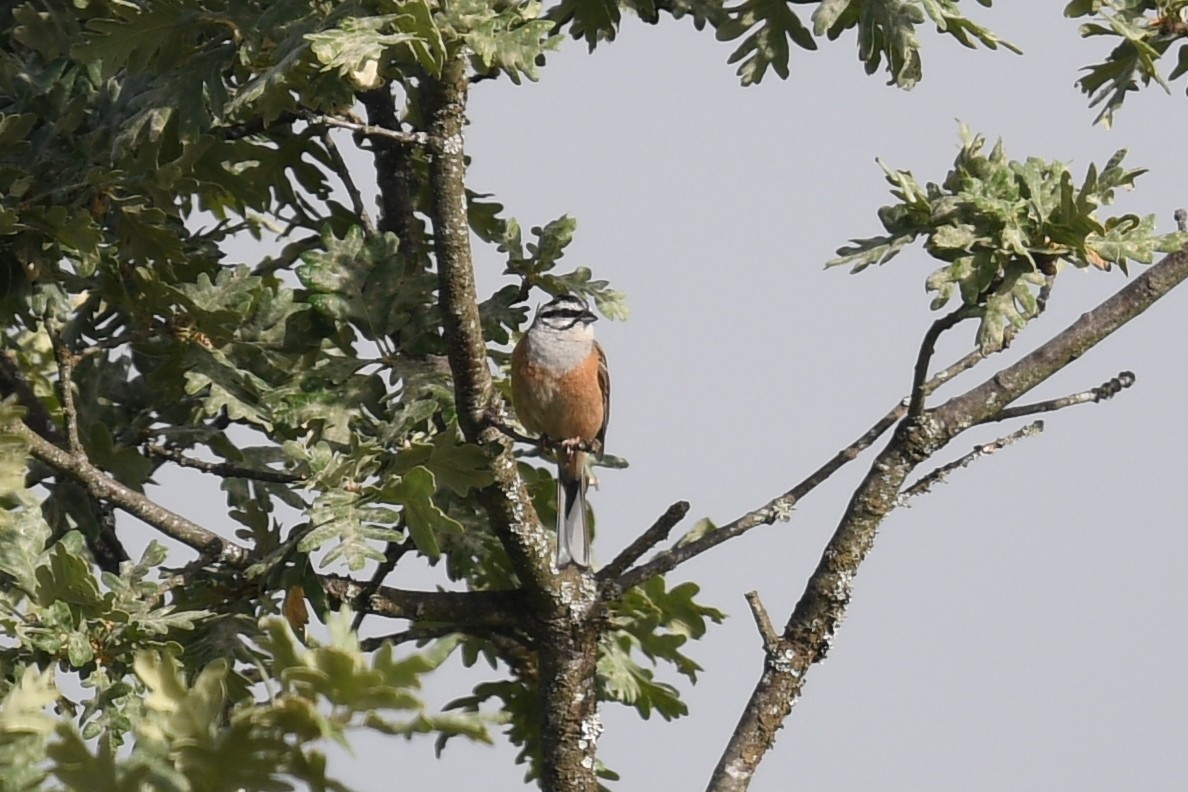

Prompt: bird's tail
[{"left": 556, "top": 453, "right": 590, "bottom": 568}]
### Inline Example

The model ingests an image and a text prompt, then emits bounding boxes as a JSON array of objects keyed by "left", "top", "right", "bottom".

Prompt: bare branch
[
  {"left": 744, "top": 591, "right": 780, "bottom": 654},
  {"left": 319, "top": 574, "right": 524, "bottom": 627},
  {"left": 899, "top": 420, "right": 1044, "bottom": 501},
  {"left": 908, "top": 305, "right": 971, "bottom": 416},
  {"left": 426, "top": 55, "right": 556, "bottom": 594},
  {"left": 488, "top": 415, "right": 603, "bottom": 458},
  {"left": 313, "top": 113, "right": 428, "bottom": 146},
  {"left": 706, "top": 243, "right": 1188, "bottom": 792},
  {"left": 320, "top": 128, "right": 376, "bottom": 236},
  {"left": 616, "top": 398, "right": 907, "bottom": 590},
  {"left": 360, "top": 625, "right": 461, "bottom": 651},
  {"left": 619, "top": 280, "right": 1041, "bottom": 590},
  {"left": 598, "top": 501, "right": 689, "bottom": 583},
  {"left": 145, "top": 443, "right": 303, "bottom": 484},
  {"left": 9, "top": 420, "right": 251, "bottom": 567},
  {"left": 350, "top": 535, "right": 413, "bottom": 632},
  {"left": 48, "top": 325, "right": 83, "bottom": 454},
  {"left": 424, "top": 55, "right": 602, "bottom": 790},
  {"left": 981, "top": 371, "right": 1135, "bottom": 424}
]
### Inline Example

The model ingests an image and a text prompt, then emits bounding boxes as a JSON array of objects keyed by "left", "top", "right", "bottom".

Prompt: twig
[
  {"left": 1176, "top": 208, "right": 1187, "bottom": 233},
  {"left": 358, "top": 87, "right": 424, "bottom": 247},
  {"left": 617, "top": 284, "right": 1047, "bottom": 590},
  {"left": 350, "top": 534, "right": 413, "bottom": 631},
  {"left": 488, "top": 416, "right": 602, "bottom": 457},
  {"left": 360, "top": 624, "right": 461, "bottom": 651},
  {"left": 213, "top": 110, "right": 303, "bottom": 140},
  {"left": 312, "top": 114, "right": 427, "bottom": 146},
  {"left": 9, "top": 420, "right": 252, "bottom": 567},
  {"left": 1, "top": 347, "right": 130, "bottom": 572},
  {"left": 597, "top": 501, "right": 689, "bottom": 583},
  {"left": 744, "top": 591, "right": 780, "bottom": 655},
  {"left": 48, "top": 325, "right": 83, "bottom": 454},
  {"left": 908, "top": 306, "right": 971, "bottom": 417},
  {"left": 145, "top": 443, "right": 303, "bottom": 484},
  {"left": 616, "top": 400, "right": 907, "bottom": 591},
  {"left": 319, "top": 573, "right": 524, "bottom": 626},
  {"left": 981, "top": 371, "right": 1136, "bottom": 424},
  {"left": 899, "top": 420, "right": 1044, "bottom": 501},
  {"left": 320, "top": 129, "right": 376, "bottom": 236}
]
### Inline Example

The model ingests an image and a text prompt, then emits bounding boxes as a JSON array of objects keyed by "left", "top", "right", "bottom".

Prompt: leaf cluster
[
  {"left": 1067, "top": 0, "right": 1188, "bottom": 127},
  {"left": 828, "top": 125, "right": 1186, "bottom": 349},
  {"left": 0, "top": 605, "right": 487, "bottom": 791},
  {"left": 549, "top": 0, "right": 1016, "bottom": 87}
]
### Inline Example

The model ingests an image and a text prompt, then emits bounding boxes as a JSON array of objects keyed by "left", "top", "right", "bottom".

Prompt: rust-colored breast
[{"left": 511, "top": 336, "right": 605, "bottom": 443}]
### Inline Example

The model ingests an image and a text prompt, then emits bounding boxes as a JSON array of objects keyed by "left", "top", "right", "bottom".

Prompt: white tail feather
[{"left": 556, "top": 470, "right": 590, "bottom": 568}]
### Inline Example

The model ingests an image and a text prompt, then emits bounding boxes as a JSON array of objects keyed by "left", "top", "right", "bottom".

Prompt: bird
[{"left": 510, "top": 293, "right": 609, "bottom": 568}]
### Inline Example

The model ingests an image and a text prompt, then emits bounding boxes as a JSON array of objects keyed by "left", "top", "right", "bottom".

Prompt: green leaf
[
  {"left": 0, "top": 499, "right": 50, "bottom": 596},
  {"left": 1072, "top": 3, "right": 1176, "bottom": 126},
  {"left": 306, "top": 8, "right": 445, "bottom": 88},
  {"left": 297, "top": 226, "right": 439, "bottom": 351},
  {"left": 391, "top": 432, "right": 494, "bottom": 497},
  {"left": 0, "top": 666, "right": 58, "bottom": 737},
  {"left": 381, "top": 467, "right": 464, "bottom": 561},
  {"left": 548, "top": 0, "right": 623, "bottom": 48},
  {"left": 834, "top": 124, "right": 1186, "bottom": 350},
  {"left": 715, "top": 0, "right": 816, "bottom": 86},
  {"left": 36, "top": 532, "right": 103, "bottom": 611},
  {"left": 301, "top": 489, "right": 403, "bottom": 571},
  {"left": 438, "top": 0, "right": 560, "bottom": 82}
]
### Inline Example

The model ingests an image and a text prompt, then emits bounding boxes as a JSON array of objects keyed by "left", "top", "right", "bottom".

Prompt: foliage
[
  {"left": 1066, "top": 0, "right": 1188, "bottom": 127},
  {"left": 828, "top": 125, "right": 1186, "bottom": 350},
  {"left": 552, "top": 0, "right": 1016, "bottom": 87},
  {"left": 0, "top": 0, "right": 692, "bottom": 787},
  {"left": 0, "top": 0, "right": 1183, "bottom": 789}
]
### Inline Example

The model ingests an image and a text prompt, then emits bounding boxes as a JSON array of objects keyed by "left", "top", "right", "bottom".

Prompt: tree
[{"left": 1, "top": 1, "right": 1185, "bottom": 790}]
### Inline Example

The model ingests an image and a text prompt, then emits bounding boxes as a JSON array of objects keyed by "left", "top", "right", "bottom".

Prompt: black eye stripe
[{"left": 541, "top": 308, "right": 587, "bottom": 319}]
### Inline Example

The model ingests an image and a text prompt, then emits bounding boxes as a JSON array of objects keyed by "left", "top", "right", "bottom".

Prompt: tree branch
[
  {"left": 2, "top": 349, "right": 129, "bottom": 572},
  {"left": 744, "top": 590, "right": 780, "bottom": 654},
  {"left": 908, "top": 305, "right": 971, "bottom": 417},
  {"left": 980, "top": 371, "right": 1135, "bottom": 424},
  {"left": 48, "top": 327, "right": 82, "bottom": 453},
  {"left": 425, "top": 54, "right": 556, "bottom": 593},
  {"left": 618, "top": 286, "right": 1040, "bottom": 590},
  {"left": 899, "top": 420, "right": 1044, "bottom": 500},
  {"left": 313, "top": 112, "right": 428, "bottom": 147},
  {"left": 145, "top": 443, "right": 303, "bottom": 484},
  {"left": 616, "top": 399, "right": 904, "bottom": 591},
  {"left": 424, "top": 54, "right": 601, "bottom": 791},
  {"left": 319, "top": 129, "right": 375, "bottom": 236},
  {"left": 350, "top": 535, "right": 413, "bottom": 632},
  {"left": 706, "top": 243, "right": 1188, "bottom": 792},
  {"left": 9, "top": 420, "right": 251, "bottom": 567},
  {"left": 598, "top": 501, "right": 689, "bottom": 583},
  {"left": 319, "top": 574, "right": 524, "bottom": 627}
]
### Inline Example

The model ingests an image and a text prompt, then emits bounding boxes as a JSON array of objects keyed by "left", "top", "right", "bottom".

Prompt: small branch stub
[{"left": 745, "top": 591, "right": 780, "bottom": 655}]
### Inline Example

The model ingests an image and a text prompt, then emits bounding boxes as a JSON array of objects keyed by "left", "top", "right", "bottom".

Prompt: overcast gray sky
[{"left": 163, "top": 4, "right": 1188, "bottom": 790}]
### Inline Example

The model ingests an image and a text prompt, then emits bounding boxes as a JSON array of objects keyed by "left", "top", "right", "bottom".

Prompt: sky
[{"left": 154, "top": 4, "right": 1188, "bottom": 790}]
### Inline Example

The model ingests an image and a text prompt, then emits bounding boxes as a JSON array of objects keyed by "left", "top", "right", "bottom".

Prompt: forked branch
[{"left": 707, "top": 242, "right": 1188, "bottom": 792}]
